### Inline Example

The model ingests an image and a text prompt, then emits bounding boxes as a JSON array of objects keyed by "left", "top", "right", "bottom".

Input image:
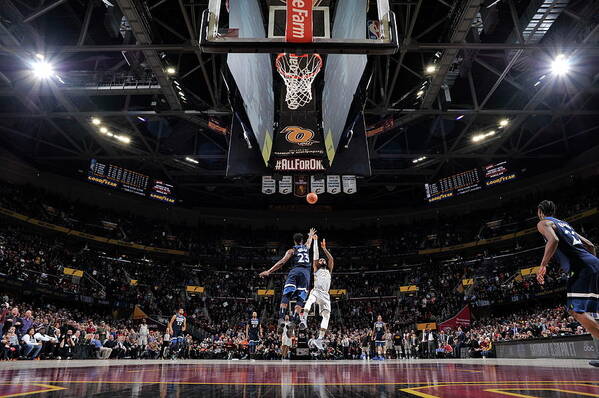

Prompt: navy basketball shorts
[
  {"left": 566, "top": 264, "right": 599, "bottom": 314},
  {"left": 283, "top": 267, "right": 311, "bottom": 302}
]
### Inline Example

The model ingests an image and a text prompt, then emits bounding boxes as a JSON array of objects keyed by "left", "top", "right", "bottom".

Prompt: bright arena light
[
  {"left": 91, "top": 118, "right": 101, "bottom": 126},
  {"left": 472, "top": 130, "right": 496, "bottom": 143},
  {"left": 425, "top": 65, "right": 436, "bottom": 74},
  {"left": 499, "top": 119, "right": 509, "bottom": 127},
  {"left": 99, "top": 127, "right": 108, "bottom": 134},
  {"left": 185, "top": 156, "right": 199, "bottom": 164},
  {"left": 551, "top": 54, "right": 570, "bottom": 75},
  {"left": 31, "top": 60, "right": 54, "bottom": 79},
  {"left": 166, "top": 67, "right": 176, "bottom": 75},
  {"left": 116, "top": 135, "right": 131, "bottom": 144}
]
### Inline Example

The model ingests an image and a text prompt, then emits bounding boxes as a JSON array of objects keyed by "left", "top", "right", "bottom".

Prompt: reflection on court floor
[{"left": 0, "top": 359, "right": 598, "bottom": 397}]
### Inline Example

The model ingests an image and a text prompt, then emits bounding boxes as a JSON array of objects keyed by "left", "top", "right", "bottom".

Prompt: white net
[{"left": 276, "top": 53, "right": 323, "bottom": 110}]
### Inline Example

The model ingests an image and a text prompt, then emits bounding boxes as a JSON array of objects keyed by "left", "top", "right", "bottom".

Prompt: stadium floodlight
[
  {"left": 99, "top": 126, "right": 108, "bottom": 134},
  {"left": 166, "top": 66, "right": 176, "bottom": 75},
  {"left": 91, "top": 118, "right": 102, "bottom": 126},
  {"left": 499, "top": 119, "right": 509, "bottom": 128},
  {"left": 412, "top": 156, "right": 427, "bottom": 164},
  {"left": 116, "top": 135, "right": 131, "bottom": 144},
  {"left": 31, "top": 60, "right": 54, "bottom": 79},
  {"left": 425, "top": 65, "right": 436, "bottom": 74},
  {"left": 551, "top": 54, "right": 570, "bottom": 76},
  {"left": 416, "top": 90, "right": 424, "bottom": 97},
  {"left": 472, "top": 130, "right": 496, "bottom": 143},
  {"left": 456, "top": 115, "right": 465, "bottom": 120},
  {"left": 471, "top": 134, "right": 484, "bottom": 142},
  {"left": 185, "top": 156, "right": 199, "bottom": 164}
]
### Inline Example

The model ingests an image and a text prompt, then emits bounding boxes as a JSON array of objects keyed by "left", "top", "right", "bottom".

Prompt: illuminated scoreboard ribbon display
[
  {"left": 425, "top": 161, "right": 517, "bottom": 203},
  {"left": 87, "top": 159, "right": 176, "bottom": 204}
]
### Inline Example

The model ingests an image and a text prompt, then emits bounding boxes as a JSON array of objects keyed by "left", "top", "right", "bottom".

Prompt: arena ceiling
[{"left": 0, "top": 0, "right": 598, "bottom": 208}]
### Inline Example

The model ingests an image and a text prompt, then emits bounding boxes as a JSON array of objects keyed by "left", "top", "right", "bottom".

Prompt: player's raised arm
[
  {"left": 536, "top": 219, "right": 560, "bottom": 285},
  {"left": 312, "top": 235, "right": 320, "bottom": 273},
  {"left": 259, "top": 249, "right": 294, "bottom": 277},
  {"left": 321, "top": 239, "right": 334, "bottom": 272},
  {"left": 305, "top": 228, "right": 317, "bottom": 249}
]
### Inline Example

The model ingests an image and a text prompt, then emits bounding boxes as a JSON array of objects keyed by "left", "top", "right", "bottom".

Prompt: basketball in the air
[{"left": 306, "top": 192, "right": 318, "bottom": 204}]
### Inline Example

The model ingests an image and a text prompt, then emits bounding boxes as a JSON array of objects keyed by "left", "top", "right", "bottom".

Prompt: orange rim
[{"left": 276, "top": 53, "right": 323, "bottom": 80}]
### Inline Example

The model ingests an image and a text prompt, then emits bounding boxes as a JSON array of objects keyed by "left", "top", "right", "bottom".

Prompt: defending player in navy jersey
[
  {"left": 259, "top": 228, "right": 316, "bottom": 327},
  {"left": 535, "top": 200, "right": 599, "bottom": 367},
  {"left": 246, "top": 311, "right": 262, "bottom": 358},
  {"left": 373, "top": 315, "right": 388, "bottom": 360}
]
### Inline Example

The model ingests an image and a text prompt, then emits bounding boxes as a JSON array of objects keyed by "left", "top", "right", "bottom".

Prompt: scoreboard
[
  {"left": 425, "top": 161, "right": 516, "bottom": 203},
  {"left": 87, "top": 159, "right": 176, "bottom": 204}
]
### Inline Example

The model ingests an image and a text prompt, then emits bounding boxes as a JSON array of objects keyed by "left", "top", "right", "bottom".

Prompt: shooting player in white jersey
[{"left": 299, "top": 235, "right": 334, "bottom": 351}]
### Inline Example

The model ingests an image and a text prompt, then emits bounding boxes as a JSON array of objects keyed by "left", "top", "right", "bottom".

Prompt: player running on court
[
  {"left": 299, "top": 235, "right": 334, "bottom": 351},
  {"left": 259, "top": 228, "right": 316, "bottom": 327},
  {"left": 373, "top": 315, "right": 388, "bottom": 360},
  {"left": 535, "top": 200, "right": 599, "bottom": 367}
]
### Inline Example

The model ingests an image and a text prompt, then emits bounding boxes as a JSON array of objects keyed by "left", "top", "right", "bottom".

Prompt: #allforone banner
[
  {"left": 261, "top": 176, "right": 276, "bottom": 195},
  {"left": 279, "top": 176, "right": 292, "bottom": 195},
  {"left": 310, "top": 175, "right": 325, "bottom": 194},
  {"left": 326, "top": 175, "right": 341, "bottom": 194},
  {"left": 342, "top": 175, "right": 357, "bottom": 194}
]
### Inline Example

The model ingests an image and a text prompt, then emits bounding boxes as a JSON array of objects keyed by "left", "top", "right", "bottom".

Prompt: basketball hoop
[{"left": 275, "top": 53, "right": 323, "bottom": 110}]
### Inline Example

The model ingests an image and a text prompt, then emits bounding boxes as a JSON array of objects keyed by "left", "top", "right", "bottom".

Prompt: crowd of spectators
[
  {"left": 1, "top": 174, "right": 597, "bottom": 256},
  {"left": 0, "top": 174, "right": 598, "bottom": 361},
  {"left": 1, "top": 289, "right": 588, "bottom": 361}
]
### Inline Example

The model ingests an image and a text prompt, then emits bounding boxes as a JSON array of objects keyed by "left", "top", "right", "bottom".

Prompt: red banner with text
[
  {"left": 286, "top": 0, "right": 313, "bottom": 43},
  {"left": 438, "top": 305, "right": 471, "bottom": 330}
]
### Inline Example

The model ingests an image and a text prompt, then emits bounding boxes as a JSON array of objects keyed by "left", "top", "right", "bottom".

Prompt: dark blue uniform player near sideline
[
  {"left": 167, "top": 308, "right": 186, "bottom": 358},
  {"left": 535, "top": 200, "right": 599, "bottom": 367},
  {"left": 260, "top": 228, "right": 316, "bottom": 327},
  {"left": 246, "top": 312, "right": 262, "bottom": 358},
  {"left": 373, "top": 315, "right": 388, "bottom": 360}
]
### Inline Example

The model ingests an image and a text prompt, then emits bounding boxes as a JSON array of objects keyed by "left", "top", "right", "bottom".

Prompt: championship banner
[
  {"left": 326, "top": 175, "right": 341, "bottom": 194},
  {"left": 293, "top": 175, "right": 309, "bottom": 197},
  {"left": 311, "top": 175, "right": 325, "bottom": 194},
  {"left": 279, "top": 176, "right": 292, "bottom": 194},
  {"left": 262, "top": 176, "right": 276, "bottom": 194},
  {"left": 342, "top": 175, "right": 357, "bottom": 194},
  {"left": 286, "top": 0, "right": 313, "bottom": 43},
  {"left": 462, "top": 278, "right": 474, "bottom": 286},
  {"left": 438, "top": 305, "right": 471, "bottom": 330}
]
